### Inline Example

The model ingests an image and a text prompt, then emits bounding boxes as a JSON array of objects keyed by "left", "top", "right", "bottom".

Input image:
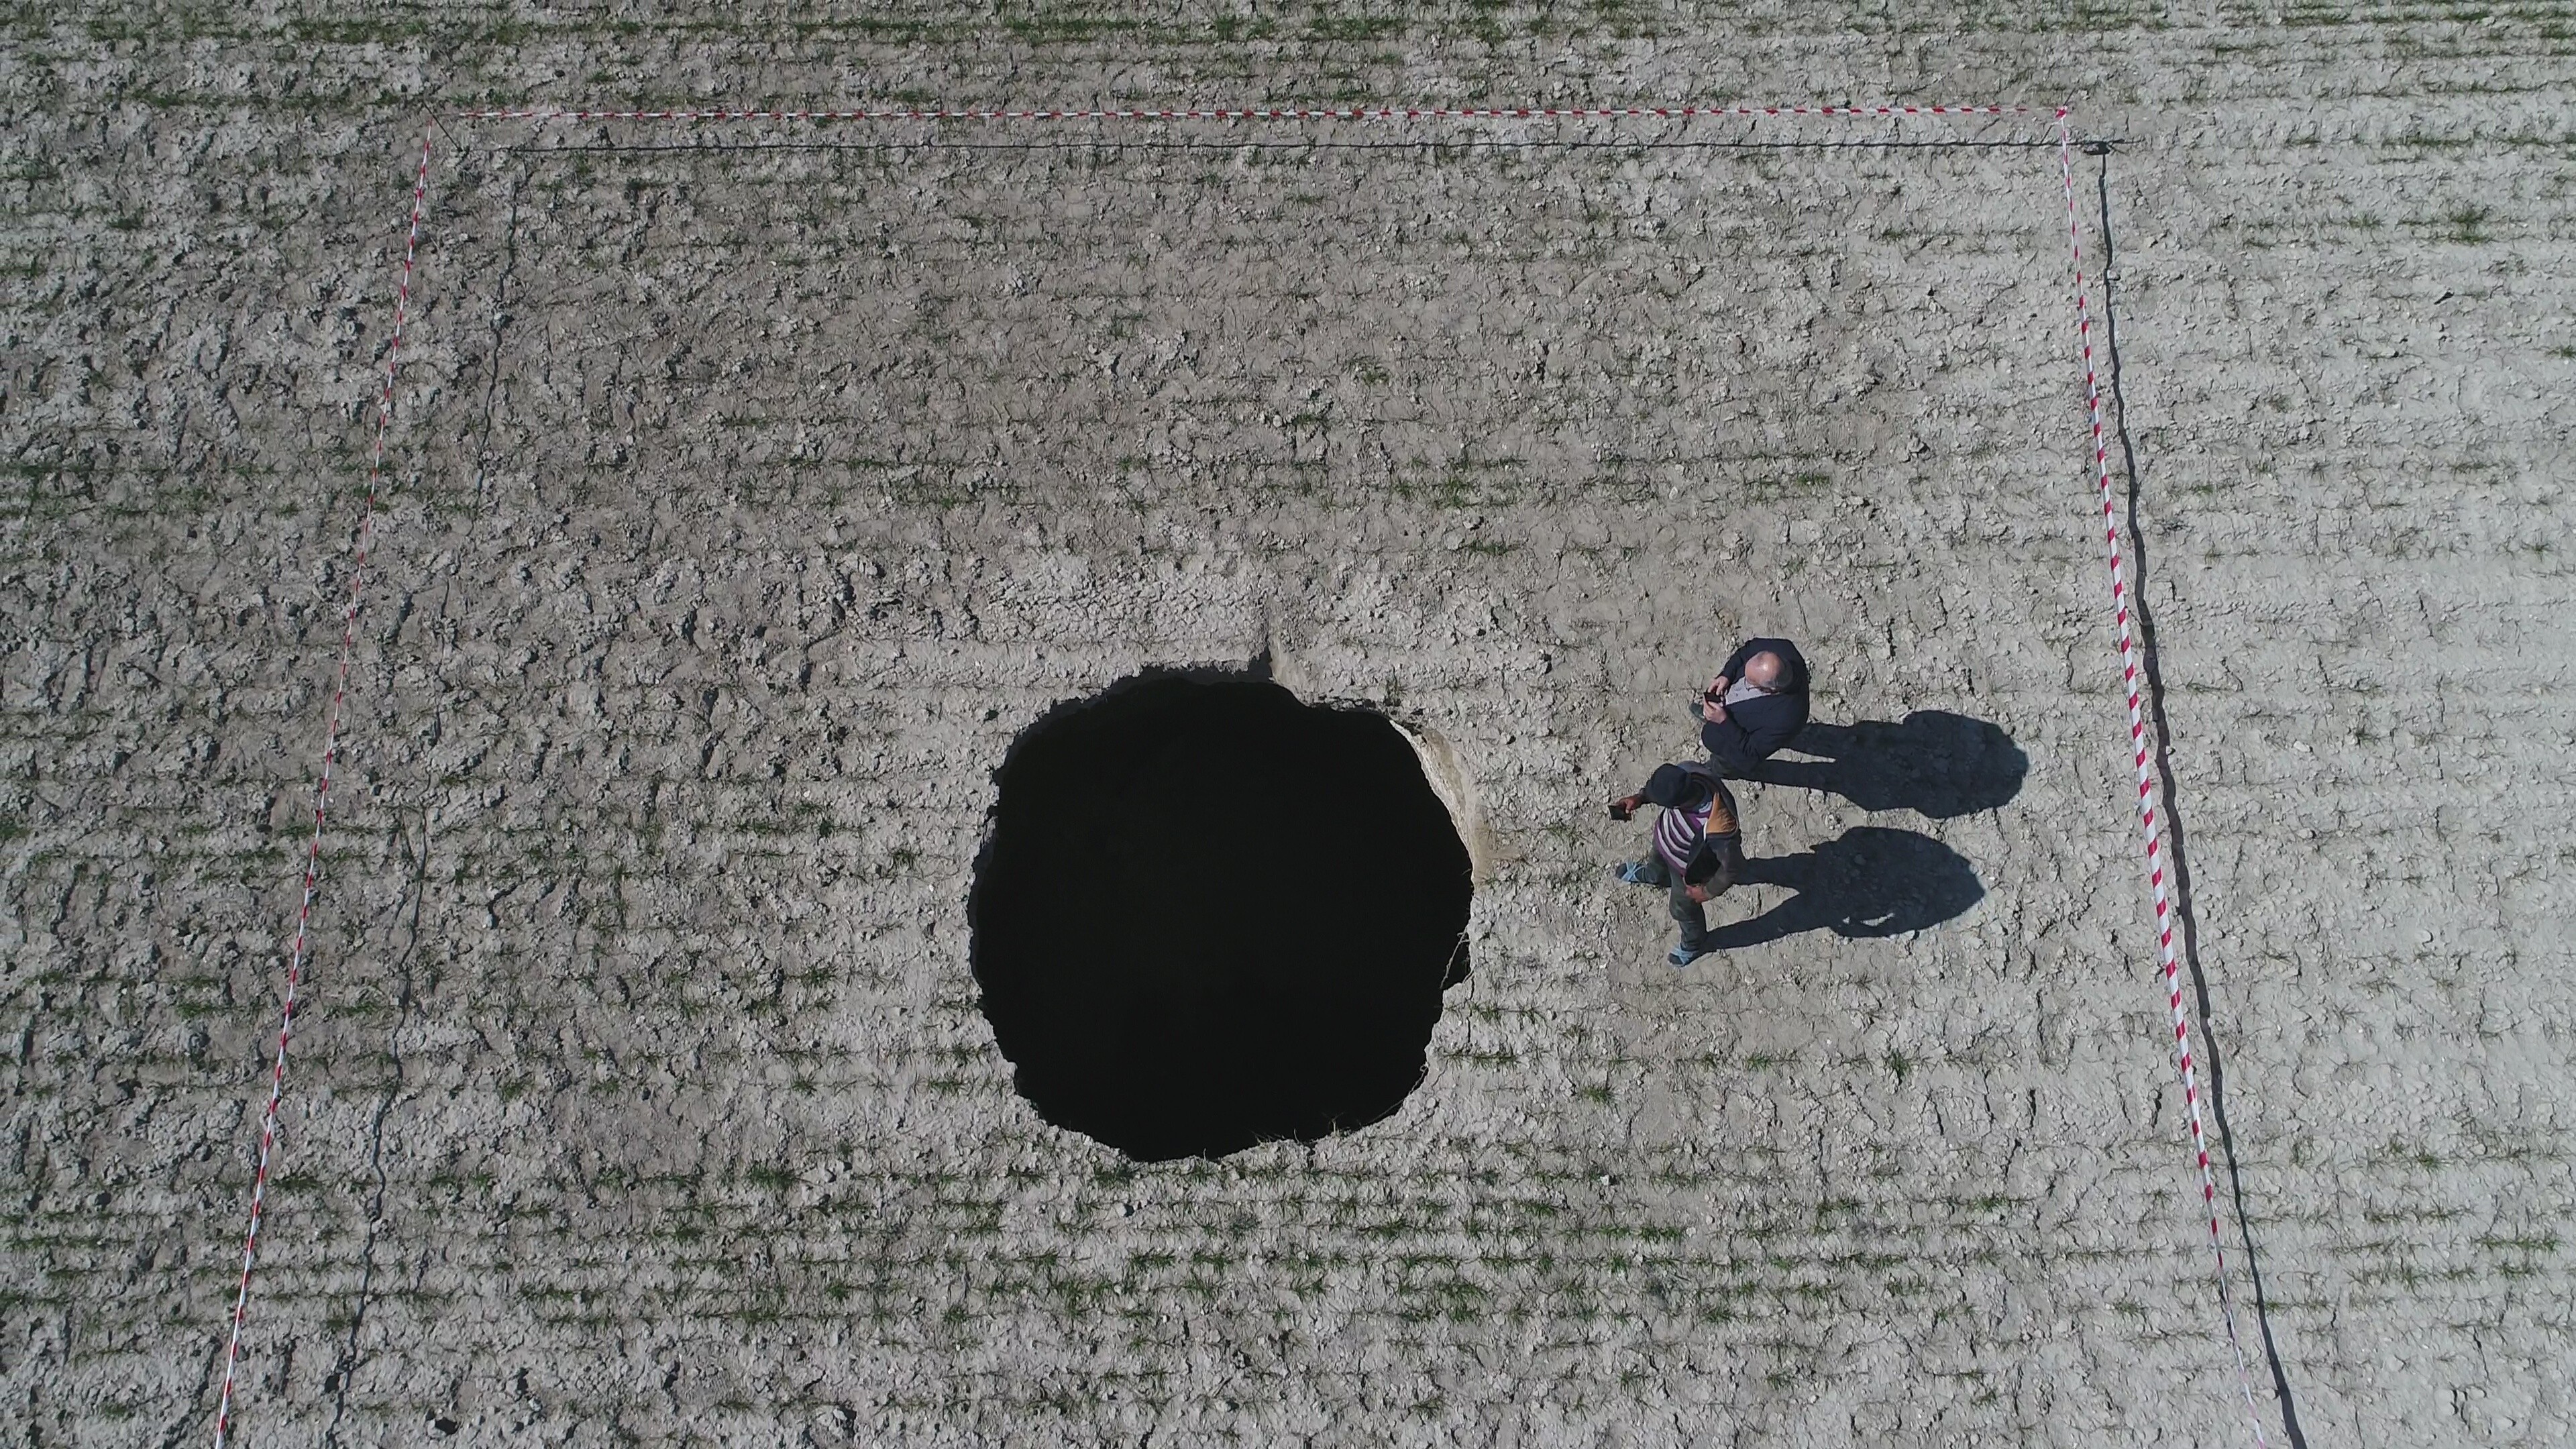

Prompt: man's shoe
[
  {"left": 1615, "top": 861, "right": 1654, "bottom": 886},
  {"left": 1668, "top": 943, "right": 1716, "bottom": 968}
]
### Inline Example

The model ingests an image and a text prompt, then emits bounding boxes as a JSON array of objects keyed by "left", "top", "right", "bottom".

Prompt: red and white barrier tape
[
  {"left": 459, "top": 102, "right": 2033, "bottom": 124},
  {"left": 209, "top": 131, "right": 433, "bottom": 1449},
  {"left": 2054, "top": 109, "right": 2273, "bottom": 1448}
]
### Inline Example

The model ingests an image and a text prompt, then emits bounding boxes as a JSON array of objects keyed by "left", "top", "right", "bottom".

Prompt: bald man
[{"left": 1699, "top": 637, "right": 1811, "bottom": 775}]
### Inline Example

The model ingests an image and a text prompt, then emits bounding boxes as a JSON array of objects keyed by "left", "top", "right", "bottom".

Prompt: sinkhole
[{"left": 969, "top": 670, "right": 1474, "bottom": 1161}]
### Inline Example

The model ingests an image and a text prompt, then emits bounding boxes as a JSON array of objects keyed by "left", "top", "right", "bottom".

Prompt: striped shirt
[{"left": 1653, "top": 778, "right": 1739, "bottom": 873}]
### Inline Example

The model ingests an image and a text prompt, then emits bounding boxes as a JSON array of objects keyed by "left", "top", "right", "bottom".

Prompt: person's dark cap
[{"left": 1643, "top": 764, "right": 1713, "bottom": 810}]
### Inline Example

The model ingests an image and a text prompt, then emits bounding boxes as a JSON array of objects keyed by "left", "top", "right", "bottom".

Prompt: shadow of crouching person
[
  {"left": 1738, "top": 710, "right": 2027, "bottom": 818},
  {"left": 1710, "top": 827, "right": 1984, "bottom": 949}
]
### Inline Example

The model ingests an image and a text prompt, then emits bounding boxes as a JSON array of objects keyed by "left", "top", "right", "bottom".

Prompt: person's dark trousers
[{"left": 1627, "top": 835, "right": 1743, "bottom": 953}]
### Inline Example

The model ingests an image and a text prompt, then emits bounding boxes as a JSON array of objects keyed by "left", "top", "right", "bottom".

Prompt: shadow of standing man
[
  {"left": 1739, "top": 711, "right": 2028, "bottom": 818},
  {"left": 1711, "top": 827, "right": 1986, "bottom": 949}
]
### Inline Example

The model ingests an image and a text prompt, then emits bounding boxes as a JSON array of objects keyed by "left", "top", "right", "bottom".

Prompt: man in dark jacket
[
  {"left": 1608, "top": 763, "right": 1744, "bottom": 967},
  {"left": 1700, "top": 637, "right": 1811, "bottom": 775}
]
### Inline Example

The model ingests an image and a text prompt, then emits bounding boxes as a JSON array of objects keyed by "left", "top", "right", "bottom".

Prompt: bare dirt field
[{"left": 5, "top": 5, "right": 2573, "bottom": 1446}]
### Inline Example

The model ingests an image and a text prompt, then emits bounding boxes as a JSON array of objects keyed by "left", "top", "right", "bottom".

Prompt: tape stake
[
  {"left": 2055, "top": 108, "right": 2275, "bottom": 1449},
  {"left": 209, "top": 128, "right": 433, "bottom": 1449}
]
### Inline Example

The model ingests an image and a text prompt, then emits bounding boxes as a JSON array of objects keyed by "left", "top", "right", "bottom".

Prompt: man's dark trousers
[{"left": 1627, "top": 835, "right": 1746, "bottom": 953}]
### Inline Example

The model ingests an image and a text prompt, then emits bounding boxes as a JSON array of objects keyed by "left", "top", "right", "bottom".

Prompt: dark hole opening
[{"left": 970, "top": 670, "right": 1473, "bottom": 1161}]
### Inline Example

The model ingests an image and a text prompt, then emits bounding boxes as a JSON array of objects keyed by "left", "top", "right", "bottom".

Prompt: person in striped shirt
[{"left": 1608, "top": 763, "right": 1746, "bottom": 967}]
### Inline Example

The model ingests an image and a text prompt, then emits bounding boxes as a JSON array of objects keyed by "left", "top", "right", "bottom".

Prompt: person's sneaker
[
  {"left": 1614, "top": 861, "right": 1654, "bottom": 886},
  {"left": 1668, "top": 943, "right": 1717, "bottom": 968}
]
